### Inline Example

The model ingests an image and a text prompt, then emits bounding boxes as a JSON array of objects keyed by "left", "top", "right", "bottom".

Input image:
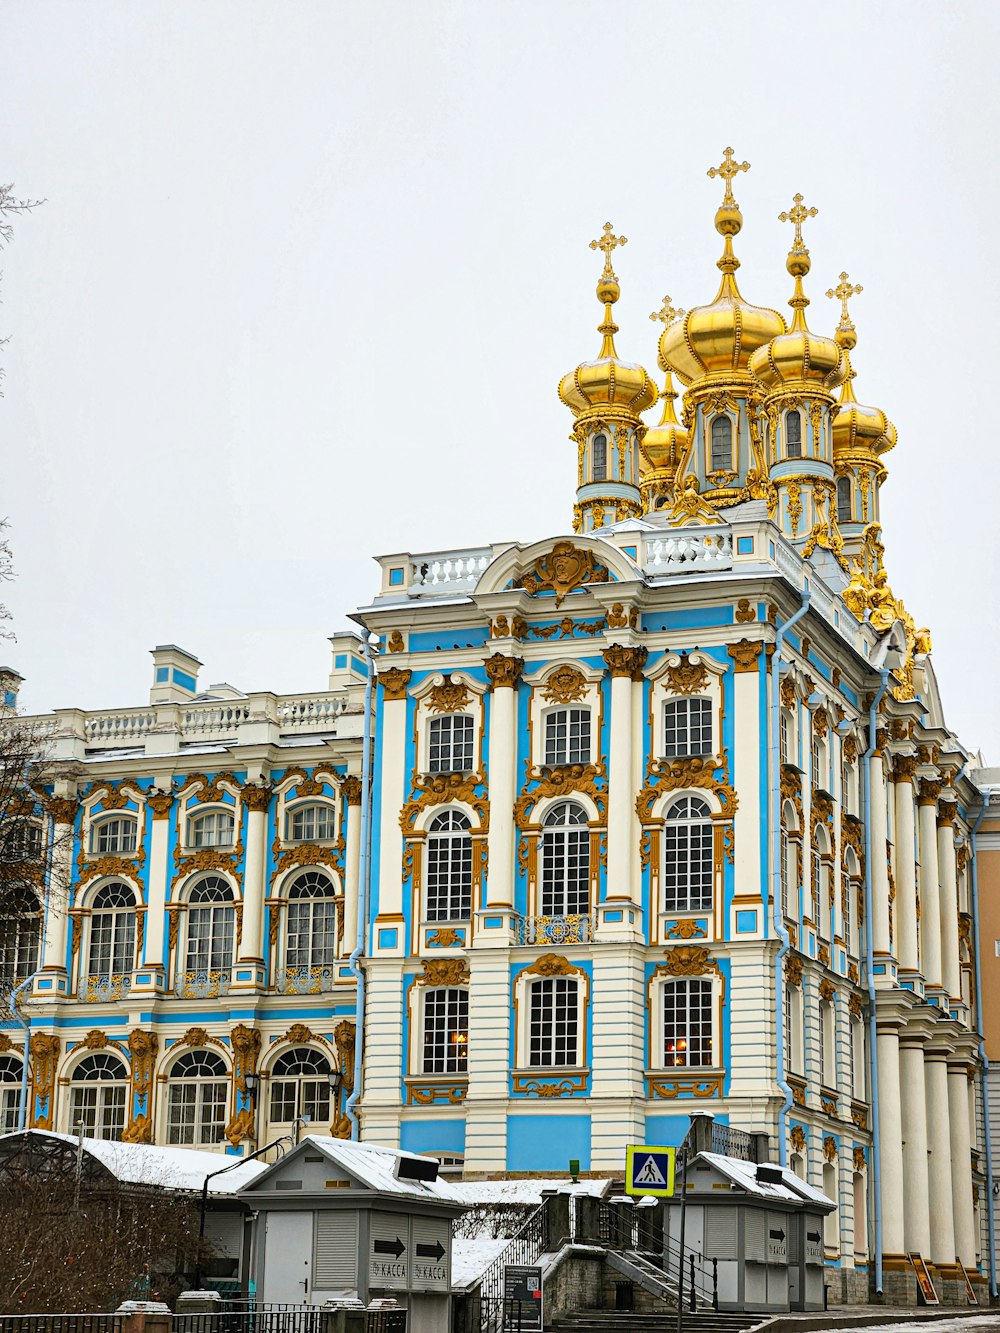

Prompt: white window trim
[
  {"left": 284, "top": 798, "right": 339, "bottom": 844},
  {"left": 512, "top": 963, "right": 590, "bottom": 1073},
  {"left": 650, "top": 972, "right": 722, "bottom": 1074}
]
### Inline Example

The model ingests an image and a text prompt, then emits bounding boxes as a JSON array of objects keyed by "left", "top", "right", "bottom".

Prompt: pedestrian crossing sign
[{"left": 625, "top": 1144, "right": 676, "bottom": 1197}]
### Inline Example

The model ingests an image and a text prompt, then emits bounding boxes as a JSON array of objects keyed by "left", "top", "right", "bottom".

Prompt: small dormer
[
  {"left": 149, "top": 645, "right": 202, "bottom": 704},
  {"left": 328, "top": 633, "right": 370, "bottom": 689}
]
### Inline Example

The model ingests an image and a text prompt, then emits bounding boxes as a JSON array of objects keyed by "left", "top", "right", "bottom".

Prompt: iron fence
[
  {"left": 0, "top": 1318, "right": 123, "bottom": 1333},
  {"left": 174, "top": 1311, "right": 325, "bottom": 1333},
  {"left": 364, "top": 1312, "right": 406, "bottom": 1333},
  {"left": 475, "top": 1202, "right": 548, "bottom": 1332},
  {"left": 597, "top": 1201, "right": 661, "bottom": 1253},
  {"left": 710, "top": 1121, "right": 758, "bottom": 1162}
]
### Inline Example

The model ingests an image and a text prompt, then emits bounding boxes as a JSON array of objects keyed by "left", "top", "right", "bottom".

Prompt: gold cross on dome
[
  {"left": 590, "top": 222, "right": 627, "bottom": 278},
  {"left": 707, "top": 147, "right": 750, "bottom": 205},
  {"left": 826, "top": 271, "right": 863, "bottom": 323},
  {"left": 649, "top": 295, "right": 685, "bottom": 326},
  {"left": 779, "top": 193, "right": 818, "bottom": 251}
]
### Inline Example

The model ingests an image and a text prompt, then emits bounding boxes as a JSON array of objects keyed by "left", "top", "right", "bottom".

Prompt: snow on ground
[
  {"left": 451, "top": 1236, "right": 514, "bottom": 1289},
  {"left": 806, "top": 1322, "right": 1000, "bottom": 1333}
]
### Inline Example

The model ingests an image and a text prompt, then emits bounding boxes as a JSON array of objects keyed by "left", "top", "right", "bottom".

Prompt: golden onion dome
[
  {"left": 748, "top": 194, "right": 846, "bottom": 393},
  {"left": 641, "top": 298, "right": 690, "bottom": 479},
  {"left": 558, "top": 222, "right": 658, "bottom": 419},
  {"left": 826, "top": 272, "right": 897, "bottom": 458},
  {"left": 659, "top": 148, "right": 785, "bottom": 386}
]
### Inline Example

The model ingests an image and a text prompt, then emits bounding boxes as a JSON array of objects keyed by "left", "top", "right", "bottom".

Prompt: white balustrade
[
  {"left": 182, "top": 702, "right": 249, "bottom": 737},
  {"left": 643, "top": 529, "right": 733, "bottom": 574},
  {"left": 276, "top": 694, "right": 349, "bottom": 731},
  {"left": 409, "top": 549, "right": 492, "bottom": 592},
  {"left": 84, "top": 711, "right": 156, "bottom": 745}
]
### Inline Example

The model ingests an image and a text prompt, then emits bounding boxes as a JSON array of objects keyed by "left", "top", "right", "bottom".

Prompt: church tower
[
  {"left": 826, "top": 272, "right": 897, "bottom": 568},
  {"left": 658, "top": 149, "right": 784, "bottom": 507},
  {"left": 749, "top": 194, "right": 847, "bottom": 556},
  {"left": 639, "top": 297, "right": 691, "bottom": 512},
  {"left": 558, "top": 223, "right": 657, "bottom": 533}
]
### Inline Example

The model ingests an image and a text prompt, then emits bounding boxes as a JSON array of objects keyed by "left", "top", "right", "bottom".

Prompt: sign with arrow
[
  {"left": 625, "top": 1143, "right": 676, "bottom": 1197},
  {"left": 409, "top": 1217, "right": 451, "bottom": 1291},
  {"left": 766, "top": 1212, "right": 787, "bottom": 1262},
  {"left": 374, "top": 1237, "right": 406, "bottom": 1259},
  {"left": 369, "top": 1215, "right": 451, "bottom": 1292}
]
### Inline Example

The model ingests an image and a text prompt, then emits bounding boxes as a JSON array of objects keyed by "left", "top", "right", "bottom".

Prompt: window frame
[
  {"left": 709, "top": 414, "right": 735, "bottom": 473},
  {"left": 542, "top": 707, "right": 592, "bottom": 768},
  {"left": 166, "top": 1049, "right": 230, "bottom": 1146},
  {"left": 539, "top": 801, "right": 591, "bottom": 918},
  {"left": 527, "top": 974, "right": 581, "bottom": 1069},
  {"left": 188, "top": 807, "right": 236, "bottom": 850},
  {"left": 592, "top": 432, "right": 608, "bottom": 482},
  {"left": 90, "top": 815, "right": 139, "bottom": 856},
  {"left": 785, "top": 408, "right": 803, "bottom": 459},
  {"left": 183, "top": 876, "right": 236, "bottom": 975},
  {"left": 86, "top": 882, "right": 137, "bottom": 981},
  {"left": 424, "top": 809, "right": 473, "bottom": 924},
  {"left": 0, "top": 1053, "right": 22, "bottom": 1133},
  {"left": 662, "top": 794, "right": 714, "bottom": 914},
  {"left": 661, "top": 976, "right": 714, "bottom": 1069},
  {"left": 427, "top": 713, "right": 476, "bottom": 775},
  {"left": 836, "top": 475, "right": 852, "bottom": 523},
  {"left": 663, "top": 696, "right": 713, "bottom": 759},
  {"left": 267, "top": 1046, "right": 333, "bottom": 1129},
  {"left": 68, "top": 1051, "right": 129, "bottom": 1141},
  {"left": 421, "top": 986, "right": 469, "bottom": 1076},
  {"left": 285, "top": 802, "right": 338, "bottom": 844}
]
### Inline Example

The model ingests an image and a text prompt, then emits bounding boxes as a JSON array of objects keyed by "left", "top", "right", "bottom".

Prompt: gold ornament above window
[{"left": 513, "top": 542, "right": 610, "bottom": 606}]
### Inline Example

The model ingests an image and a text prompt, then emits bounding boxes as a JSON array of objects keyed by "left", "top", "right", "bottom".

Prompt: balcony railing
[
  {"left": 643, "top": 528, "right": 733, "bottom": 573},
  {"left": 514, "top": 914, "right": 592, "bottom": 946},
  {"left": 79, "top": 973, "right": 132, "bottom": 1003},
  {"left": 275, "top": 964, "right": 337, "bottom": 994},
  {"left": 175, "top": 969, "right": 231, "bottom": 999}
]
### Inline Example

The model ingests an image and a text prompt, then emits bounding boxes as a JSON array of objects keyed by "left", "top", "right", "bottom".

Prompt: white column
[
  {"left": 893, "top": 757, "right": 919, "bottom": 972},
  {"left": 238, "top": 789, "right": 271, "bottom": 962},
  {"left": 484, "top": 654, "right": 522, "bottom": 910},
  {"left": 143, "top": 796, "right": 172, "bottom": 970},
  {"left": 729, "top": 641, "right": 762, "bottom": 906},
  {"left": 918, "top": 785, "right": 943, "bottom": 988},
  {"left": 876, "top": 1025, "right": 906, "bottom": 1257},
  {"left": 938, "top": 804, "right": 962, "bottom": 1001},
  {"left": 376, "top": 668, "right": 411, "bottom": 926},
  {"left": 925, "top": 1048, "right": 957, "bottom": 1267},
  {"left": 870, "top": 749, "right": 892, "bottom": 959},
  {"left": 342, "top": 779, "right": 362, "bottom": 956},
  {"left": 949, "top": 1062, "right": 978, "bottom": 1266},
  {"left": 602, "top": 646, "right": 643, "bottom": 904},
  {"left": 900, "top": 1039, "right": 932, "bottom": 1256}
]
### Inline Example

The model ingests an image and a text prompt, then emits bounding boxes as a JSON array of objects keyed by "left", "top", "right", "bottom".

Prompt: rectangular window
[
  {"left": 662, "top": 820, "right": 713, "bottom": 912},
  {"left": 426, "top": 831, "right": 473, "bottom": 922},
  {"left": 663, "top": 979, "right": 712, "bottom": 1067},
  {"left": 428, "top": 715, "right": 475, "bottom": 773},
  {"left": 780, "top": 711, "right": 790, "bottom": 766},
  {"left": 540, "top": 826, "right": 590, "bottom": 916},
  {"left": 422, "top": 988, "right": 469, "bottom": 1075},
  {"left": 592, "top": 435, "right": 607, "bottom": 481},
  {"left": 287, "top": 805, "right": 337, "bottom": 842},
  {"left": 663, "top": 698, "right": 712, "bottom": 758},
  {"left": 93, "top": 819, "right": 137, "bottom": 854},
  {"left": 528, "top": 977, "right": 579, "bottom": 1067},
  {"left": 71, "top": 1085, "right": 126, "bottom": 1141},
  {"left": 0, "top": 1085, "right": 20, "bottom": 1133},
  {"left": 544, "top": 709, "right": 591, "bottom": 767}
]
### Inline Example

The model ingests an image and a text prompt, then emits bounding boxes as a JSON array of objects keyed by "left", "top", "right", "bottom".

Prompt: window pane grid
[
  {"left": 663, "top": 978, "right": 712, "bottom": 1067},
  {"left": 426, "top": 817, "right": 472, "bottom": 922},
  {"left": 422, "top": 988, "right": 469, "bottom": 1074},
  {"left": 663, "top": 798, "right": 713, "bottom": 912},
  {"left": 428, "top": 715, "right": 474, "bottom": 774},
  {"left": 288, "top": 805, "right": 336, "bottom": 842},
  {"left": 663, "top": 699, "right": 712, "bottom": 758},
  {"left": 541, "top": 803, "right": 589, "bottom": 916},
  {"left": 544, "top": 710, "right": 591, "bottom": 767},
  {"left": 529, "top": 977, "right": 578, "bottom": 1067},
  {"left": 186, "top": 906, "right": 235, "bottom": 972}
]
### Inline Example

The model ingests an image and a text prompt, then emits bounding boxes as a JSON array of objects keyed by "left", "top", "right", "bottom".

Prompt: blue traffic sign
[{"left": 625, "top": 1144, "right": 676, "bottom": 1197}]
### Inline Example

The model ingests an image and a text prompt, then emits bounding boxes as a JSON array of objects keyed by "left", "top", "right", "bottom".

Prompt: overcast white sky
[{"left": 2, "top": 1, "right": 997, "bottom": 757}]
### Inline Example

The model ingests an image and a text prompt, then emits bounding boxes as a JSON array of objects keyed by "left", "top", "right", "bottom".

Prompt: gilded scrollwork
[
  {"left": 512, "top": 541, "right": 610, "bottom": 606},
  {"left": 427, "top": 677, "right": 472, "bottom": 713},
  {"left": 663, "top": 656, "right": 710, "bottom": 696},
  {"left": 378, "top": 667, "right": 412, "bottom": 701},
  {"left": 417, "top": 957, "right": 470, "bottom": 987},
  {"left": 541, "top": 666, "right": 588, "bottom": 704}
]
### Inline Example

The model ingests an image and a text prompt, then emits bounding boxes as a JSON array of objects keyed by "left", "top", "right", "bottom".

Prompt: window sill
[
  {"left": 512, "top": 1068, "right": 589, "bottom": 1096},
  {"left": 645, "top": 1067, "right": 724, "bottom": 1099},
  {"left": 404, "top": 1075, "right": 468, "bottom": 1106},
  {"left": 86, "top": 848, "right": 138, "bottom": 859}
]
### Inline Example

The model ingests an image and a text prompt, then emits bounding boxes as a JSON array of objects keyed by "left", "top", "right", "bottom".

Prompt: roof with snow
[
  {"left": 694, "top": 1151, "right": 835, "bottom": 1209},
  {"left": 0, "top": 1129, "right": 268, "bottom": 1194},
  {"left": 242, "top": 1134, "right": 466, "bottom": 1202}
]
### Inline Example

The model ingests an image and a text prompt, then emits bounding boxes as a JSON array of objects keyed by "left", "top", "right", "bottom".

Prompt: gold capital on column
[
  {"left": 727, "top": 639, "right": 763, "bottom": 673},
  {"left": 342, "top": 775, "right": 363, "bottom": 806},
  {"left": 378, "top": 667, "right": 412, "bottom": 701},
  {"left": 241, "top": 782, "right": 273, "bottom": 813},
  {"left": 893, "top": 754, "right": 918, "bottom": 783},
  {"left": 148, "top": 790, "right": 174, "bottom": 819},
  {"left": 937, "top": 800, "right": 958, "bottom": 828},
  {"left": 602, "top": 644, "right": 647, "bottom": 679},
  {"left": 45, "top": 797, "right": 78, "bottom": 825},
  {"left": 484, "top": 654, "right": 524, "bottom": 690},
  {"left": 917, "top": 778, "right": 942, "bottom": 807}
]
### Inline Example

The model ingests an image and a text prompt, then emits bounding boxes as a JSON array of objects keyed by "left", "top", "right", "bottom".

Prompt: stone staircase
[{"left": 548, "top": 1312, "right": 766, "bottom": 1333}]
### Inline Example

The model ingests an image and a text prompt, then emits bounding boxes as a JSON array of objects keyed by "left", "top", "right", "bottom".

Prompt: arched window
[
  {"left": 592, "top": 434, "right": 608, "bottom": 482},
  {"left": 185, "top": 877, "right": 235, "bottom": 974},
  {"left": 785, "top": 409, "right": 802, "bottom": 459},
  {"left": 286, "top": 803, "right": 336, "bottom": 842},
  {"left": 819, "top": 997, "right": 836, "bottom": 1088},
  {"left": 851, "top": 1015, "right": 866, "bottom": 1098},
  {"left": 836, "top": 475, "right": 852, "bottom": 523},
  {"left": 663, "top": 796, "right": 713, "bottom": 913},
  {"left": 428, "top": 714, "right": 474, "bottom": 774},
  {"left": 0, "top": 889, "right": 40, "bottom": 983},
  {"left": 167, "top": 1049, "right": 229, "bottom": 1146},
  {"left": 285, "top": 870, "right": 338, "bottom": 974},
  {"left": 70, "top": 1052, "right": 128, "bottom": 1140},
  {"left": 91, "top": 816, "right": 137, "bottom": 855},
  {"left": 86, "top": 883, "right": 136, "bottom": 992},
  {"left": 189, "top": 809, "right": 235, "bottom": 849},
  {"left": 812, "top": 733, "right": 828, "bottom": 789},
  {"left": 786, "top": 982, "right": 803, "bottom": 1074},
  {"left": 662, "top": 978, "right": 712, "bottom": 1068},
  {"left": 422, "top": 988, "right": 469, "bottom": 1074},
  {"left": 780, "top": 709, "right": 792, "bottom": 766},
  {"left": 814, "top": 828, "right": 831, "bottom": 936},
  {"left": 528, "top": 976, "right": 579, "bottom": 1068},
  {"left": 0, "top": 1053, "right": 22, "bottom": 1132},
  {"left": 269, "top": 1047, "right": 333, "bottom": 1127},
  {"left": 540, "top": 802, "right": 590, "bottom": 917},
  {"left": 425, "top": 811, "right": 472, "bottom": 923},
  {"left": 710, "top": 415, "right": 734, "bottom": 471},
  {"left": 544, "top": 708, "right": 591, "bottom": 767},
  {"left": 663, "top": 698, "right": 712, "bottom": 758}
]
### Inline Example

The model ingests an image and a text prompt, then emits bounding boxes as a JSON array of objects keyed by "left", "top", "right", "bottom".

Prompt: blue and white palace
[{"left": 3, "top": 153, "right": 996, "bottom": 1302}]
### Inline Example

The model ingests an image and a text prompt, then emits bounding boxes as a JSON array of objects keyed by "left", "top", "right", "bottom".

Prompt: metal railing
[
  {"left": 79, "top": 973, "right": 132, "bottom": 1003},
  {"left": 274, "top": 965, "right": 337, "bottom": 995},
  {"left": 710, "top": 1121, "right": 759, "bottom": 1162},
  {"left": 174, "top": 969, "right": 231, "bottom": 999},
  {"left": 174, "top": 1312, "right": 326, "bottom": 1333},
  {"left": 598, "top": 1201, "right": 661, "bottom": 1254},
  {"left": 476, "top": 1201, "right": 548, "bottom": 1333},
  {"left": 0, "top": 1319, "right": 123, "bottom": 1333},
  {"left": 513, "top": 914, "right": 592, "bottom": 946}
]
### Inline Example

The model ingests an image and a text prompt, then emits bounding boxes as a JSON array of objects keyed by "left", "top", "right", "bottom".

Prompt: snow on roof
[
  {"left": 3, "top": 1130, "right": 268, "bottom": 1194},
  {"left": 246, "top": 1135, "right": 464, "bottom": 1203},
  {"left": 696, "top": 1152, "right": 834, "bottom": 1209},
  {"left": 450, "top": 1177, "right": 612, "bottom": 1205}
]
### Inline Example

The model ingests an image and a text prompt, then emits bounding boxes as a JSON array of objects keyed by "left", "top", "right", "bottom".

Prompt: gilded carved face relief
[{"left": 514, "top": 542, "right": 610, "bottom": 606}]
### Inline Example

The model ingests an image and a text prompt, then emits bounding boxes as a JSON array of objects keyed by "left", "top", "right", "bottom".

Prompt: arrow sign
[
  {"left": 807, "top": 1231, "right": 821, "bottom": 1243},
  {"left": 374, "top": 1237, "right": 406, "bottom": 1259},
  {"left": 416, "top": 1241, "right": 446, "bottom": 1261},
  {"left": 769, "top": 1228, "right": 785, "bottom": 1242}
]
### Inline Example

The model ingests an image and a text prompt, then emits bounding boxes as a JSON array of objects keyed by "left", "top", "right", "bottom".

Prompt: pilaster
[
  {"left": 892, "top": 755, "right": 919, "bottom": 976},
  {"left": 925, "top": 1046, "right": 957, "bottom": 1269},
  {"left": 375, "top": 668, "right": 411, "bottom": 940},
  {"left": 938, "top": 803, "right": 961, "bottom": 1003},
  {"left": 483, "top": 653, "right": 523, "bottom": 912},
  {"left": 917, "top": 782, "right": 943, "bottom": 991}
]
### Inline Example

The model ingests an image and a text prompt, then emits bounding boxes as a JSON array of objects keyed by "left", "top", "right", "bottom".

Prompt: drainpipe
[
  {"left": 862, "top": 667, "right": 890, "bottom": 1296},
  {"left": 770, "top": 588, "right": 811, "bottom": 1167},
  {"left": 970, "top": 792, "right": 998, "bottom": 1297},
  {"left": 345, "top": 627, "right": 376, "bottom": 1139}
]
